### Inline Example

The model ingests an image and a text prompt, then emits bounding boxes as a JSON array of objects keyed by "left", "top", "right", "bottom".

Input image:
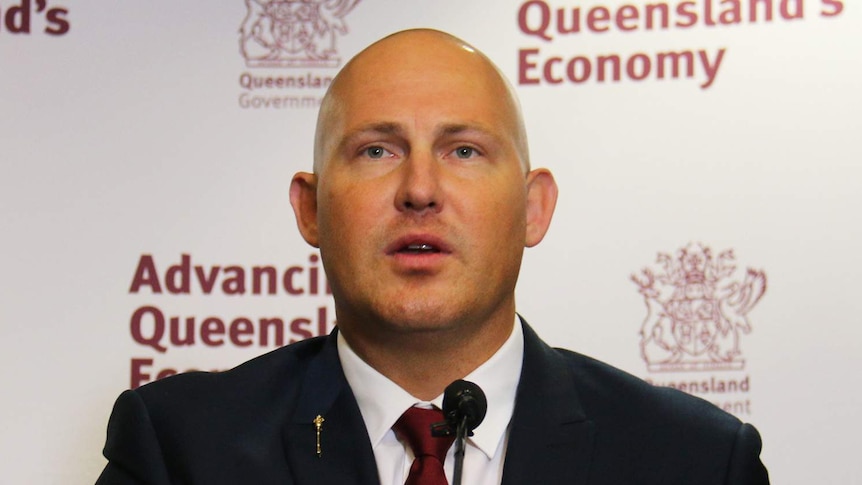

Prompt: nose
[{"left": 395, "top": 152, "right": 443, "bottom": 214}]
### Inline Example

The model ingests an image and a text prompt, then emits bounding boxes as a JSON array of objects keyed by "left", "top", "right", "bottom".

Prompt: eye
[
  {"left": 453, "top": 146, "right": 478, "bottom": 159},
  {"left": 364, "top": 146, "right": 390, "bottom": 159}
]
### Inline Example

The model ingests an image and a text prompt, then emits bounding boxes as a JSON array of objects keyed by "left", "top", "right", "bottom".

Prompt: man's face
[{"left": 292, "top": 32, "right": 554, "bottom": 340}]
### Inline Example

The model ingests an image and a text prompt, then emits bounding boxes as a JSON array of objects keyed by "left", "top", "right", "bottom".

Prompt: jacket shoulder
[
  {"left": 555, "top": 347, "right": 742, "bottom": 430},
  {"left": 136, "top": 335, "right": 327, "bottom": 407},
  {"left": 100, "top": 337, "right": 333, "bottom": 484},
  {"left": 130, "top": 336, "right": 330, "bottom": 447},
  {"left": 550, "top": 348, "right": 767, "bottom": 484}
]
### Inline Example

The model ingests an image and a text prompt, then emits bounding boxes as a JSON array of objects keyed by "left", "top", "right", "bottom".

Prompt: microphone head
[{"left": 442, "top": 379, "right": 487, "bottom": 433}]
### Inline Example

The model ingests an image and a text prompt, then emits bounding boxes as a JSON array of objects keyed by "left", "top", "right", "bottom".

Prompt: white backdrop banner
[{"left": 1, "top": 1, "right": 859, "bottom": 483}]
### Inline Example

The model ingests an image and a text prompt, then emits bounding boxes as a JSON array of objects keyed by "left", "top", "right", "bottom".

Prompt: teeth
[{"left": 407, "top": 244, "right": 434, "bottom": 251}]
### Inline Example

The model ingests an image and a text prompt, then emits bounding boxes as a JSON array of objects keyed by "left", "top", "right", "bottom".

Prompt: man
[{"left": 97, "top": 29, "right": 769, "bottom": 484}]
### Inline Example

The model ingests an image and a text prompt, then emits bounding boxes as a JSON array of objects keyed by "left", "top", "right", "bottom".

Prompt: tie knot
[{"left": 393, "top": 406, "right": 454, "bottom": 462}]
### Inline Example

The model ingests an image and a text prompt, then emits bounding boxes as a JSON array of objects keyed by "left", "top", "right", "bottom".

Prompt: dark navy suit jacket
[{"left": 96, "top": 322, "right": 769, "bottom": 484}]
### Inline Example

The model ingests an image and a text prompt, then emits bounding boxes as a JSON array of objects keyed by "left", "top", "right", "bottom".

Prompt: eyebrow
[
  {"left": 438, "top": 123, "right": 489, "bottom": 138},
  {"left": 340, "top": 122, "right": 403, "bottom": 144},
  {"left": 339, "top": 121, "right": 499, "bottom": 147},
  {"left": 436, "top": 123, "right": 504, "bottom": 151}
]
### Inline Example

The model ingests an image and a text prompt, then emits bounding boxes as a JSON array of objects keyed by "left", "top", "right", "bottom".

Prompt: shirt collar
[{"left": 338, "top": 317, "right": 524, "bottom": 460}]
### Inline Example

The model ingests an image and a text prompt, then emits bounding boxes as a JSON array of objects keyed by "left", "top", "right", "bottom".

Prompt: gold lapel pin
[{"left": 313, "top": 415, "right": 325, "bottom": 457}]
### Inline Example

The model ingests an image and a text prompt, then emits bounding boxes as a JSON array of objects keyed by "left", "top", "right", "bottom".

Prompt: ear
[
  {"left": 524, "top": 168, "right": 558, "bottom": 248},
  {"left": 289, "top": 171, "right": 320, "bottom": 248}
]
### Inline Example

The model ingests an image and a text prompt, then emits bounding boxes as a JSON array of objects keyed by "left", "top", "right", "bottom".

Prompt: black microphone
[
  {"left": 442, "top": 379, "right": 487, "bottom": 435},
  {"left": 435, "top": 380, "right": 487, "bottom": 485}
]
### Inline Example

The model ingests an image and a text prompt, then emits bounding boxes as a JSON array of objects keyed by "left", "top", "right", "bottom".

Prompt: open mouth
[
  {"left": 387, "top": 235, "right": 451, "bottom": 256},
  {"left": 398, "top": 243, "right": 441, "bottom": 254}
]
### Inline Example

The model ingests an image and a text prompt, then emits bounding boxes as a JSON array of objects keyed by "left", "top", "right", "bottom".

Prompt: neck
[{"left": 338, "top": 310, "right": 515, "bottom": 401}]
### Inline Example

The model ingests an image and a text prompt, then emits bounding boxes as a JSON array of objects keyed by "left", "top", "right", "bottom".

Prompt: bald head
[
  {"left": 312, "top": 29, "right": 529, "bottom": 173},
  {"left": 289, "top": 30, "right": 559, "bottom": 384}
]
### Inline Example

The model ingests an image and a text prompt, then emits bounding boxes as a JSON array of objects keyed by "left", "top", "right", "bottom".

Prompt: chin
[{"left": 379, "top": 300, "right": 467, "bottom": 332}]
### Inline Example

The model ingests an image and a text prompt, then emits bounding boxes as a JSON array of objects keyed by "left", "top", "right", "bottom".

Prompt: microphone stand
[{"left": 452, "top": 414, "right": 469, "bottom": 485}]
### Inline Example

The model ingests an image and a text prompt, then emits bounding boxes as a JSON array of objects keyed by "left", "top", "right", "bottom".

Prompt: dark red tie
[{"left": 393, "top": 407, "right": 455, "bottom": 485}]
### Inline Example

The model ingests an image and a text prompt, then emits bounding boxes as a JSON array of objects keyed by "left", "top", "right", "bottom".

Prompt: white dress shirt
[{"left": 338, "top": 318, "right": 524, "bottom": 485}]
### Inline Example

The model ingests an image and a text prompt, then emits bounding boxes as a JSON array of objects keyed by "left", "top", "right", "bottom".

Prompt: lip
[{"left": 384, "top": 233, "right": 453, "bottom": 257}]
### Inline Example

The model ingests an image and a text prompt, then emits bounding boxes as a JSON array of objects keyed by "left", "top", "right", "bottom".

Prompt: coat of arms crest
[
  {"left": 631, "top": 243, "right": 766, "bottom": 372},
  {"left": 239, "top": 0, "right": 361, "bottom": 68}
]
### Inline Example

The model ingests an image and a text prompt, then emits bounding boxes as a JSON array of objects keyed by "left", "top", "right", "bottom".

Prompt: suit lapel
[
  {"left": 502, "top": 320, "right": 596, "bottom": 485},
  {"left": 282, "top": 331, "right": 380, "bottom": 485}
]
